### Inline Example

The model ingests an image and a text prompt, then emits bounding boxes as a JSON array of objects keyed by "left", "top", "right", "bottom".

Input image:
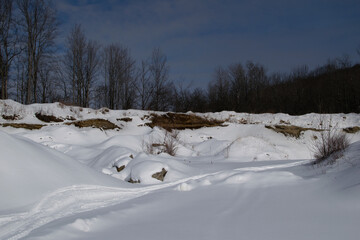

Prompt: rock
[{"left": 152, "top": 168, "right": 167, "bottom": 181}]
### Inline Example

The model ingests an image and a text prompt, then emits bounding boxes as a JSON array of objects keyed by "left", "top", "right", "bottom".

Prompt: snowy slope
[
  {"left": 0, "top": 131, "right": 123, "bottom": 212},
  {"left": 23, "top": 142, "right": 360, "bottom": 240},
  {"left": 0, "top": 99, "right": 359, "bottom": 240}
]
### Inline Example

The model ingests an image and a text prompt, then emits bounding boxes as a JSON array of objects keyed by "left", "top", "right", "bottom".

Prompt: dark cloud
[{"left": 56, "top": 0, "right": 360, "bottom": 88}]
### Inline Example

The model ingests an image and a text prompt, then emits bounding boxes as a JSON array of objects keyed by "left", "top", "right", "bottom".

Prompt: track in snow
[{"left": 0, "top": 161, "right": 305, "bottom": 240}]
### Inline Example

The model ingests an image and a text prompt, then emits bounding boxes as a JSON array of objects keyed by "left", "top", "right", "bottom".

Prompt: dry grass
[
  {"left": 343, "top": 126, "right": 360, "bottom": 134},
  {"left": 146, "top": 112, "right": 223, "bottom": 131},
  {"left": 144, "top": 130, "right": 180, "bottom": 156},
  {"left": 1, "top": 123, "right": 45, "bottom": 130},
  {"left": 265, "top": 125, "right": 320, "bottom": 138},
  {"left": 66, "top": 119, "right": 120, "bottom": 130},
  {"left": 163, "top": 130, "right": 179, "bottom": 156},
  {"left": 35, "top": 112, "right": 63, "bottom": 123},
  {"left": 312, "top": 128, "right": 349, "bottom": 164}
]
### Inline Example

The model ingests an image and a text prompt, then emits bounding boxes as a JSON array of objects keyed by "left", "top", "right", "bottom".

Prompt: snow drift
[{"left": 0, "top": 131, "right": 122, "bottom": 212}]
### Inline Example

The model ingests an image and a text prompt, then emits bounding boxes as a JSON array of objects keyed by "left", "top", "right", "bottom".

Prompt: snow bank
[{"left": 0, "top": 131, "right": 122, "bottom": 212}]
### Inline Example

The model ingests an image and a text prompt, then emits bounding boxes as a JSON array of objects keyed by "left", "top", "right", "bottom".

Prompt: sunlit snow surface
[{"left": 0, "top": 100, "right": 360, "bottom": 240}]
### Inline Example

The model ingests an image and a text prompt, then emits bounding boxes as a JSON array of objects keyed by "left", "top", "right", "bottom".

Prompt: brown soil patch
[
  {"left": 152, "top": 168, "right": 168, "bottom": 181},
  {"left": 1, "top": 123, "right": 45, "bottom": 130},
  {"left": 35, "top": 112, "right": 63, "bottom": 123},
  {"left": 66, "top": 118, "right": 120, "bottom": 130},
  {"left": 117, "top": 117, "right": 132, "bottom": 122},
  {"left": 146, "top": 113, "right": 223, "bottom": 131},
  {"left": 265, "top": 125, "right": 320, "bottom": 138},
  {"left": 343, "top": 126, "right": 360, "bottom": 134}
]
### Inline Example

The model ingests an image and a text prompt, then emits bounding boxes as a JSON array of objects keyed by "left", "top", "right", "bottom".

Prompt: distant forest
[{"left": 1, "top": 0, "right": 360, "bottom": 114}]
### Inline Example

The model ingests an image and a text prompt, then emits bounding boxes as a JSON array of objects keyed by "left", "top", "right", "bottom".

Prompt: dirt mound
[
  {"left": 35, "top": 112, "right": 63, "bottom": 123},
  {"left": 265, "top": 125, "right": 320, "bottom": 138},
  {"left": 146, "top": 113, "right": 223, "bottom": 131},
  {"left": 1, "top": 123, "right": 44, "bottom": 130},
  {"left": 66, "top": 119, "right": 120, "bottom": 130},
  {"left": 343, "top": 126, "right": 360, "bottom": 134}
]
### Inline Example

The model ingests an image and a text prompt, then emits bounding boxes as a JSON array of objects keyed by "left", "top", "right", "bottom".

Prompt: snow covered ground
[{"left": 0, "top": 99, "right": 360, "bottom": 240}]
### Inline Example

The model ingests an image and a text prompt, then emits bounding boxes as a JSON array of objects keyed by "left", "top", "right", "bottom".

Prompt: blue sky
[{"left": 55, "top": 0, "right": 360, "bottom": 88}]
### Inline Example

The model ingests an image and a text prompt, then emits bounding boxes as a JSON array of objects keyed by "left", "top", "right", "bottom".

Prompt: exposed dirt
[
  {"left": 2, "top": 114, "right": 20, "bottom": 120},
  {"left": 1, "top": 123, "right": 45, "bottom": 130},
  {"left": 66, "top": 119, "right": 120, "bottom": 130},
  {"left": 343, "top": 126, "right": 360, "bottom": 134},
  {"left": 265, "top": 125, "right": 320, "bottom": 138},
  {"left": 35, "top": 113, "right": 64, "bottom": 123},
  {"left": 117, "top": 117, "right": 132, "bottom": 122},
  {"left": 146, "top": 113, "right": 223, "bottom": 131}
]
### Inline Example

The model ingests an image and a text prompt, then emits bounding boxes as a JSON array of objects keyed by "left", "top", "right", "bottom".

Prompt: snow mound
[
  {"left": 0, "top": 131, "right": 122, "bottom": 212},
  {"left": 226, "top": 136, "right": 288, "bottom": 161}
]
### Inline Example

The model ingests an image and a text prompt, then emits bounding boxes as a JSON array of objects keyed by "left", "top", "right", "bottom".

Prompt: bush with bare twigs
[
  {"left": 311, "top": 118, "right": 349, "bottom": 164},
  {"left": 144, "top": 130, "right": 179, "bottom": 156}
]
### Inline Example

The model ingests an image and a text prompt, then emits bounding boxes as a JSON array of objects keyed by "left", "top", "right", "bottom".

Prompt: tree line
[
  {"left": 1, "top": 0, "right": 359, "bottom": 114},
  {"left": 1, "top": 0, "right": 173, "bottom": 111}
]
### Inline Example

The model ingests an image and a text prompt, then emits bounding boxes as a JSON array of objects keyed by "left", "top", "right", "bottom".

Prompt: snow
[{"left": 0, "top": 99, "right": 360, "bottom": 240}]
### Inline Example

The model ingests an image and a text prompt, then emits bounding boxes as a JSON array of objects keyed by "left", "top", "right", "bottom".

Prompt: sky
[{"left": 55, "top": 0, "right": 360, "bottom": 88}]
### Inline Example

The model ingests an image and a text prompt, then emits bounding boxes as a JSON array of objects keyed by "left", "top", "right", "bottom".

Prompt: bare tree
[
  {"left": 336, "top": 54, "right": 352, "bottom": 68},
  {"left": 37, "top": 58, "right": 59, "bottom": 103},
  {"left": 64, "top": 24, "right": 86, "bottom": 105},
  {"left": 64, "top": 24, "right": 100, "bottom": 107},
  {"left": 15, "top": 54, "right": 27, "bottom": 103},
  {"left": 149, "top": 48, "right": 172, "bottom": 111},
  {"left": 228, "top": 63, "right": 246, "bottom": 111},
  {"left": 0, "top": 0, "right": 21, "bottom": 99},
  {"left": 208, "top": 66, "right": 231, "bottom": 112},
  {"left": 103, "top": 44, "right": 136, "bottom": 109},
  {"left": 84, "top": 40, "right": 100, "bottom": 107},
  {"left": 135, "top": 60, "right": 153, "bottom": 110},
  {"left": 17, "top": 0, "right": 58, "bottom": 104}
]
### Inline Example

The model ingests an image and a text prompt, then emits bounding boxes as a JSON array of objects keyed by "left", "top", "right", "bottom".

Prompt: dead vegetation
[
  {"left": 312, "top": 125, "right": 350, "bottom": 164},
  {"left": 1, "top": 123, "right": 45, "bottom": 130},
  {"left": 265, "top": 125, "right": 320, "bottom": 138},
  {"left": 146, "top": 112, "right": 223, "bottom": 131},
  {"left": 144, "top": 130, "right": 180, "bottom": 156},
  {"left": 35, "top": 112, "right": 64, "bottom": 123},
  {"left": 66, "top": 119, "right": 120, "bottom": 130},
  {"left": 343, "top": 126, "right": 360, "bottom": 134}
]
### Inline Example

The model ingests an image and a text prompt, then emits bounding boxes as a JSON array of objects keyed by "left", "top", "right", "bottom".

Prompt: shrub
[
  {"left": 164, "top": 130, "right": 179, "bottom": 156},
  {"left": 144, "top": 130, "right": 180, "bottom": 156},
  {"left": 311, "top": 118, "right": 349, "bottom": 164}
]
